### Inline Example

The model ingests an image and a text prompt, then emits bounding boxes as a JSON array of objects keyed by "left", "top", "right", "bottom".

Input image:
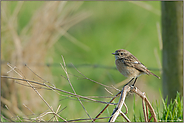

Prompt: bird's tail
[{"left": 149, "top": 72, "right": 160, "bottom": 79}]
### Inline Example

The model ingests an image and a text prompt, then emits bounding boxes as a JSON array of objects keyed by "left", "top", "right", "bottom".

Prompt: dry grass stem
[
  {"left": 120, "top": 110, "right": 131, "bottom": 122},
  {"left": 6, "top": 64, "right": 66, "bottom": 122},
  {"left": 105, "top": 88, "right": 113, "bottom": 95},
  {"left": 23, "top": 104, "right": 35, "bottom": 115},
  {"left": 123, "top": 103, "right": 128, "bottom": 115},
  {"left": 60, "top": 55, "right": 92, "bottom": 121},
  {"left": 142, "top": 98, "right": 148, "bottom": 122},
  {"left": 93, "top": 91, "right": 121, "bottom": 122},
  {"left": 111, "top": 85, "right": 120, "bottom": 91},
  {"left": 109, "top": 85, "right": 131, "bottom": 122},
  {"left": 71, "top": 63, "right": 115, "bottom": 89},
  {"left": 94, "top": 83, "right": 157, "bottom": 122},
  {"left": 131, "top": 86, "right": 157, "bottom": 122},
  {"left": 1, "top": 76, "right": 116, "bottom": 106}
]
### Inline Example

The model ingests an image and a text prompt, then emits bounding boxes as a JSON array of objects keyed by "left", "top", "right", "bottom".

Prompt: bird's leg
[
  {"left": 125, "top": 78, "right": 134, "bottom": 86},
  {"left": 132, "top": 77, "right": 138, "bottom": 86}
]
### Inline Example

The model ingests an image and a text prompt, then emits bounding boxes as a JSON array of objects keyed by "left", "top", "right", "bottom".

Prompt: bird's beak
[{"left": 112, "top": 53, "right": 116, "bottom": 55}]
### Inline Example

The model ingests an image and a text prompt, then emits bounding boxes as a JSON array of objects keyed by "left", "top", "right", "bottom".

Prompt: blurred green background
[{"left": 1, "top": 1, "right": 162, "bottom": 122}]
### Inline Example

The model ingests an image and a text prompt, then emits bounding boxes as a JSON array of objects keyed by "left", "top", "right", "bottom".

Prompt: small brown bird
[{"left": 112, "top": 49, "right": 160, "bottom": 86}]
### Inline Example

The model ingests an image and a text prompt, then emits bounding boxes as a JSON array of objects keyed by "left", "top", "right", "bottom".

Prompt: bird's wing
[{"left": 122, "top": 55, "right": 150, "bottom": 75}]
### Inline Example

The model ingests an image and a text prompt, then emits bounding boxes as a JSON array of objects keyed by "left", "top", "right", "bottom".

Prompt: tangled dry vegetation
[
  {"left": 1, "top": 57, "right": 158, "bottom": 122},
  {"left": 1, "top": 1, "right": 90, "bottom": 121}
]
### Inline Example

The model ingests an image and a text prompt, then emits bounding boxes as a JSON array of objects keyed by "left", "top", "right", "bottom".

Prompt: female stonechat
[{"left": 112, "top": 49, "right": 160, "bottom": 86}]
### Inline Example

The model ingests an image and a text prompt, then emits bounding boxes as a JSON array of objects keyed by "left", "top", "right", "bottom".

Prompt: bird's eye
[{"left": 120, "top": 53, "right": 123, "bottom": 55}]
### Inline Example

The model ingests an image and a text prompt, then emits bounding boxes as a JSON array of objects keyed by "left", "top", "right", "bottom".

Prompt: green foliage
[
  {"left": 133, "top": 95, "right": 137, "bottom": 122},
  {"left": 1, "top": 116, "right": 7, "bottom": 122},
  {"left": 160, "top": 92, "right": 183, "bottom": 122},
  {"left": 131, "top": 92, "right": 183, "bottom": 122}
]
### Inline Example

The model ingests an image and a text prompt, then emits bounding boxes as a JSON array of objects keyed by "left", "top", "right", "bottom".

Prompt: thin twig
[
  {"left": 23, "top": 104, "right": 35, "bottom": 115},
  {"left": 146, "top": 100, "right": 149, "bottom": 120},
  {"left": 106, "top": 84, "right": 158, "bottom": 122},
  {"left": 7, "top": 63, "right": 24, "bottom": 78},
  {"left": 25, "top": 64, "right": 55, "bottom": 87},
  {"left": 1, "top": 76, "right": 116, "bottom": 105},
  {"left": 26, "top": 81, "right": 64, "bottom": 121},
  {"left": 6, "top": 64, "right": 66, "bottom": 122},
  {"left": 105, "top": 88, "right": 113, "bottom": 95},
  {"left": 48, "top": 106, "right": 67, "bottom": 122},
  {"left": 124, "top": 103, "right": 128, "bottom": 115},
  {"left": 142, "top": 98, "right": 148, "bottom": 122},
  {"left": 60, "top": 55, "right": 92, "bottom": 121},
  {"left": 111, "top": 85, "right": 120, "bottom": 91},
  {"left": 120, "top": 110, "right": 130, "bottom": 122},
  {"left": 130, "top": 86, "right": 157, "bottom": 122},
  {"left": 93, "top": 91, "right": 121, "bottom": 122},
  {"left": 68, "top": 116, "right": 112, "bottom": 122},
  {"left": 71, "top": 63, "right": 114, "bottom": 89},
  {"left": 108, "top": 85, "right": 130, "bottom": 122},
  {"left": 148, "top": 115, "right": 153, "bottom": 122},
  {"left": 145, "top": 98, "right": 157, "bottom": 122}
]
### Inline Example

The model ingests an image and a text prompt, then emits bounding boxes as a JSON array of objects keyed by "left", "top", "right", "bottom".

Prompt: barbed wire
[{"left": 1, "top": 60, "right": 161, "bottom": 71}]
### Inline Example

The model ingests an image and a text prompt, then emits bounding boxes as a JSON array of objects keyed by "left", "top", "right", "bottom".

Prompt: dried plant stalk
[
  {"left": 1, "top": 1, "right": 90, "bottom": 120},
  {"left": 94, "top": 84, "right": 158, "bottom": 122},
  {"left": 109, "top": 85, "right": 130, "bottom": 122}
]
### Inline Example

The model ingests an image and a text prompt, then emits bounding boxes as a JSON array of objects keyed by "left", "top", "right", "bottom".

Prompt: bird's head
[{"left": 112, "top": 49, "right": 130, "bottom": 60}]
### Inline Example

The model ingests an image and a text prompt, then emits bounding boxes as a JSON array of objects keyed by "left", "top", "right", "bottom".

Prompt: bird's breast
[{"left": 115, "top": 59, "right": 142, "bottom": 78}]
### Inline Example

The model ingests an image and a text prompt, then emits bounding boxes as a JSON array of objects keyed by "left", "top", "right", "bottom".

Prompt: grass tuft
[
  {"left": 160, "top": 92, "right": 183, "bottom": 122},
  {"left": 131, "top": 92, "right": 183, "bottom": 122}
]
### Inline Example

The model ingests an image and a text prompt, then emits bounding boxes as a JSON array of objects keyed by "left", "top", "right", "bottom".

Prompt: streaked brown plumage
[{"left": 112, "top": 49, "right": 160, "bottom": 86}]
